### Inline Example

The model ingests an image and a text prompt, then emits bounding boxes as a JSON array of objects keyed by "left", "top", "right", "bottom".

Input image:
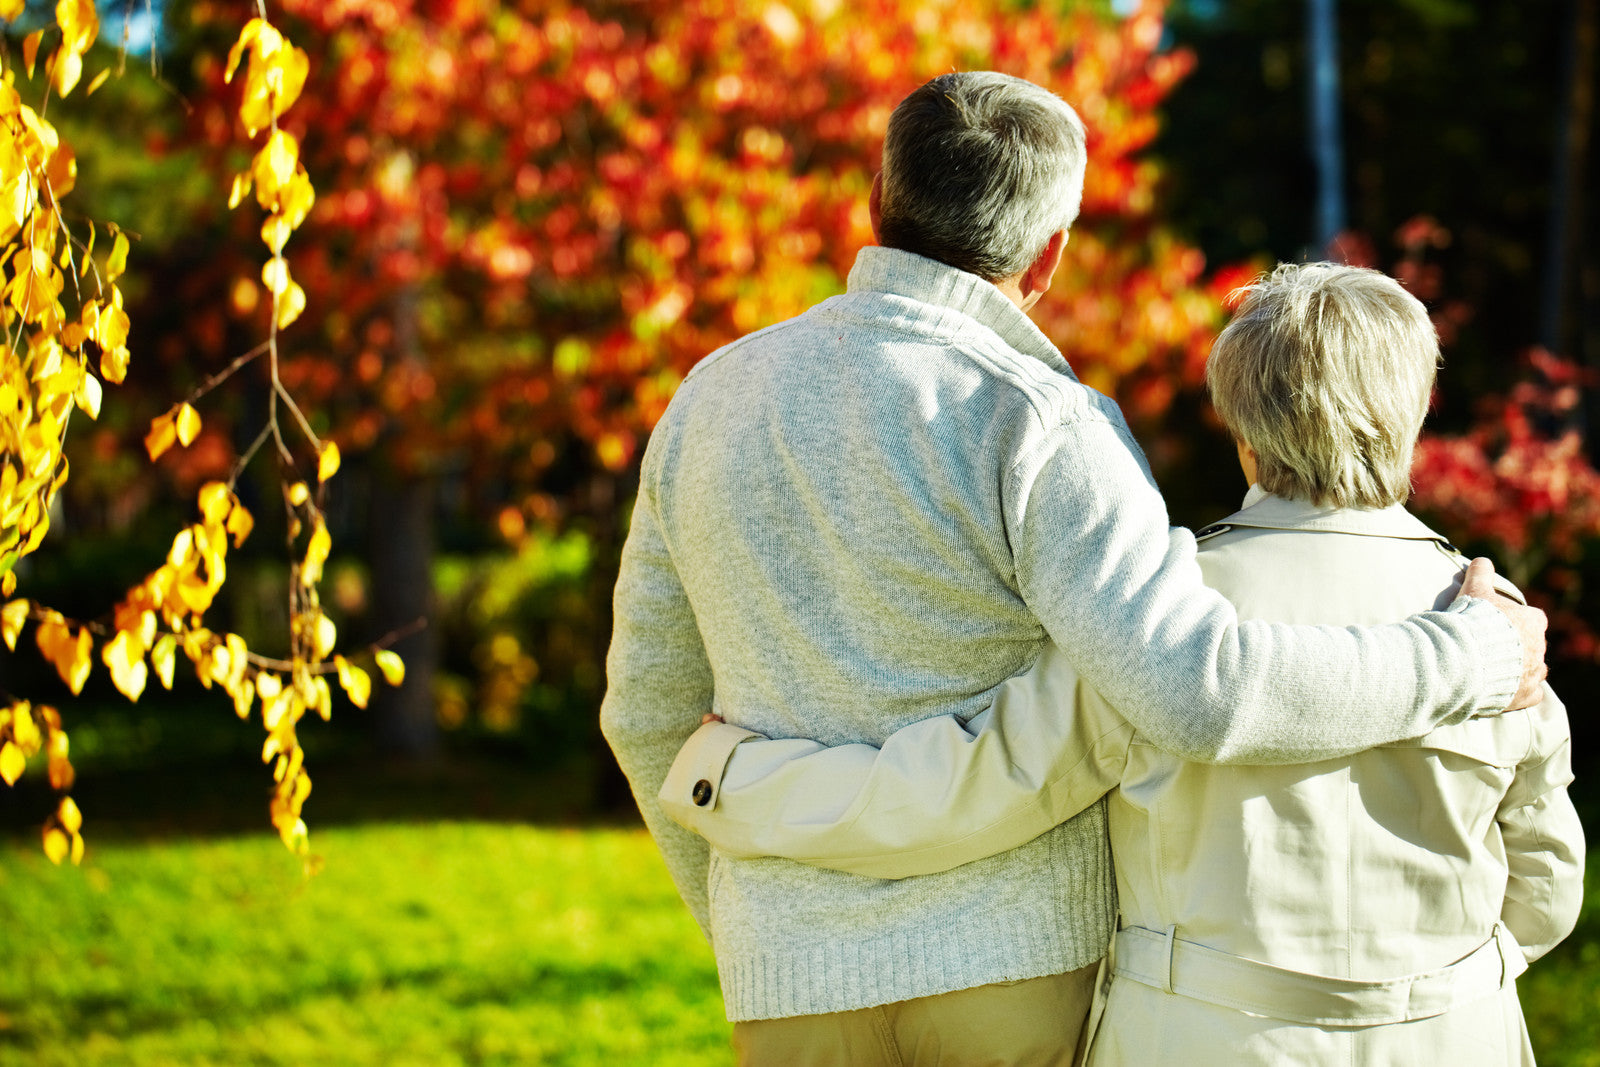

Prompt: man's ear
[
  {"left": 1021, "top": 230, "right": 1067, "bottom": 302},
  {"left": 869, "top": 172, "right": 884, "bottom": 244}
]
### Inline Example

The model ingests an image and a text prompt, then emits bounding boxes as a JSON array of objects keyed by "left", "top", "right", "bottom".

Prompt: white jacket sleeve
[
  {"left": 1496, "top": 686, "right": 1585, "bottom": 963},
  {"left": 660, "top": 644, "right": 1132, "bottom": 879},
  {"left": 1010, "top": 415, "right": 1525, "bottom": 764}
]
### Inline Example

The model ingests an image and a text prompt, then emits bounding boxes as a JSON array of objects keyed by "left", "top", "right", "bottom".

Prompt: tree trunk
[
  {"left": 366, "top": 470, "right": 440, "bottom": 761},
  {"left": 1543, "top": 0, "right": 1595, "bottom": 361},
  {"left": 1306, "top": 0, "right": 1347, "bottom": 253}
]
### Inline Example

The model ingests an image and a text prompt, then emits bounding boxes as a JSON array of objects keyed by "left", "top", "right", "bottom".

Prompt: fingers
[
  {"left": 700, "top": 712, "right": 724, "bottom": 725},
  {"left": 1458, "top": 556, "right": 1496, "bottom": 600},
  {"left": 1456, "top": 557, "right": 1550, "bottom": 711},
  {"left": 1505, "top": 600, "right": 1550, "bottom": 711}
]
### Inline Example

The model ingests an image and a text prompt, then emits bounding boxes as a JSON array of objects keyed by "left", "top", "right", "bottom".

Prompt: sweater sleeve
[
  {"left": 599, "top": 474, "right": 717, "bottom": 938},
  {"left": 1009, "top": 415, "right": 1525, "bottom": 764},
  {"left": 1497, "top": 686, "right": 1585, "bottom": 963}
]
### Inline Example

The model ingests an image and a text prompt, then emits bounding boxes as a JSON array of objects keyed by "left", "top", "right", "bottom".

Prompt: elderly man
[{"left": 601, "top": 72, "right": 1545, "bottom": 1065}]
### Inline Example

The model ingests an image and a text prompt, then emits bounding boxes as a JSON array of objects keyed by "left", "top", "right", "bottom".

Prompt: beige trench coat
[{"left": 663, "top": 491, "right": 1585, "bottom": 1065}]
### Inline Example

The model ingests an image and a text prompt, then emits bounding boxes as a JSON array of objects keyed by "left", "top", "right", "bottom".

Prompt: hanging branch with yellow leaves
[{"left": 0, "top": 2, "right": 404, "bottom": 866}]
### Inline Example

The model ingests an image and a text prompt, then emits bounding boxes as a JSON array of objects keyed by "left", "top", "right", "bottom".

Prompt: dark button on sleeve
[{"left": 692, "top": 779, "right": 714, "bottom": 807}]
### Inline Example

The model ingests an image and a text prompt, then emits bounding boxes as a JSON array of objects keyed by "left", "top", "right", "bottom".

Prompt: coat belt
[{"left": 1111, "top": 923, "right": 1526, "bottom": 1026}]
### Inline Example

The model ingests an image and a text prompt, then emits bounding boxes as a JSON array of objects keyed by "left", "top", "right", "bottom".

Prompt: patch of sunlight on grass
[{"left": 0, "top": 824, "right": 731, "bottom": 1066}]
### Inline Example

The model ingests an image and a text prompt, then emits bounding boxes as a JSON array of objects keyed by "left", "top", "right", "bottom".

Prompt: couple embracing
[{"left": 601, "top": 72, "right": 1582, "bottom": 1066}]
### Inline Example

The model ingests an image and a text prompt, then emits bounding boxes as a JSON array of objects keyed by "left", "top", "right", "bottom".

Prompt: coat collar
[
  {"left": 1197, "top": 486, "right": 1456, "bottom": 546},
  {"left": 846, "top": 246, "right": 1076, "bottom": 380}
]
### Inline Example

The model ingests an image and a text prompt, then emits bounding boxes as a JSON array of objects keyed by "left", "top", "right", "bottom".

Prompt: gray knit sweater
[{"left": 600, "top": 246, "right": 1523, "bottom": 1021}]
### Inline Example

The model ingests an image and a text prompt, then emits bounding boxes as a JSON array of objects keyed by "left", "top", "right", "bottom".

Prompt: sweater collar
[
  {"left": 846, "top": 246, "right": 1076, "bottom": 379},
  {"left": 1211, "top": 485, "right": 1452, "bottom": 544}
]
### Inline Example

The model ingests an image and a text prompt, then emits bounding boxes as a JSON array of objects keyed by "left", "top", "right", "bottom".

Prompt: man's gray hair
[
  {"left": 878, "top": 72, "right": 1087, "bottom": 281},
  {"left": 1206, "top": 262, "right": 1440, "bottom": 509}
]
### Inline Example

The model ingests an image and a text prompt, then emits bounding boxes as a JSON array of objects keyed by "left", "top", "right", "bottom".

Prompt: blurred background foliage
[
  {"left": 0, "top": 0, "right": 1593, "bottom": 822},
  {"left": 0, "top": 0, "right": 1596, "bottom": 1059}
]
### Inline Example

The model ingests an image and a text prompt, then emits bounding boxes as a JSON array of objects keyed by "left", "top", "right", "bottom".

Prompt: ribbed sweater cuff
[{"left": 1450, "top": 596, "right": 1524, "bottom": 715}]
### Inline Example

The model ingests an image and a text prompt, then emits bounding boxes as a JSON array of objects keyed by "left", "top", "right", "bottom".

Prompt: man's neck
[{"left": 990, "top": 274, "right": 1039, "bottom": 312}]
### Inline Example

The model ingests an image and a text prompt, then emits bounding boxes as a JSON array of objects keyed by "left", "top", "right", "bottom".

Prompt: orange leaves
[{"left": 35, "top": 610, "right": 91, "bottom": 694}]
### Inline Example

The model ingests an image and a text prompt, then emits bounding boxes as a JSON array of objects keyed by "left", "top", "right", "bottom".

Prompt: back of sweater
[{"left": 650, "top": 255, "right": 1117, "bottom": 1019}]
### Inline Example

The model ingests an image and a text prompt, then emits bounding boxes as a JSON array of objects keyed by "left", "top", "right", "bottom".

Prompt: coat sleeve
[
  {"left": 660, "top": 644, "right": 1132, "bottom": 879},
  {"left": 599, "top": 477, "right": 717, "bottom": 937},
  {"left": 1497, "top": 686, "right": 1585, "bottom": 963},
  {"left": 1009, "top": 414, "right": 1526, "bottom": 764}
]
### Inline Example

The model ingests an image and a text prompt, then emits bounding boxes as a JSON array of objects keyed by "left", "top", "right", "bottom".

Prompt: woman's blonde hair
[{"left": 1206, "top": 262, "right": 1439, "bottom": 508}]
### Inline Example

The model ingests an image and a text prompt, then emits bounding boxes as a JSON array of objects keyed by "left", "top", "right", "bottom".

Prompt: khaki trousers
[{"left": 731, "top": 962, "right": 1100, "bottom": 1067}]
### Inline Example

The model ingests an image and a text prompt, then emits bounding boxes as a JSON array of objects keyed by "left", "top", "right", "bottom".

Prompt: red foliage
[
  {"left": 1412, "top": 349, "right": 1600, "bottom": 661},
  {"left": 163, "top": 0, "right": 1224, "bottom": 525}
]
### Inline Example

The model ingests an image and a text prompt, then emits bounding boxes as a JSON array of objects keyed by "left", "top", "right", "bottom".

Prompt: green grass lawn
[
  {"left": 1, "top": 821, "right": 1595, "bottom": 1066},
  {"left": 0, "top": 824, "right": 731, "bottom": 1066}
]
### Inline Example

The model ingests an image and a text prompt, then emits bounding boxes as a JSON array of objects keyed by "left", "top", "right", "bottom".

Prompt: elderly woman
[{"left": 662, "top": 263, "right": 1584, "bottom": 1064}]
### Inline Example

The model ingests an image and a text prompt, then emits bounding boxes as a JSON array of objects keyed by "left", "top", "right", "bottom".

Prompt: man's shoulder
[{"left": 667, "top": 286, "right": 1126, "bottom": 446}]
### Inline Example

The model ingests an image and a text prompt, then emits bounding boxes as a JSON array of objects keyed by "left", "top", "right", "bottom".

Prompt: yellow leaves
[
  {"left": 105, "top": 229, "right": 127, "bottom": 281},
  {"left": 0, "top": 741, "right": 23, "bottom": 785},
  {"left": 44, "top": 0, "right": 100, "bottom": 97},
  {"left": 74, "top": 364, "right": 100, "bottom": 418},
  {"left": 151, "top": 633, "right": 176, "bottom": 690},
  {"left": 260, "top": 254, "right": 306, "bottom": 326},
  {"left": 275, "top": 273, "right": 306, "bottom": 328},
  {"left": 226, "top": 499, "right": 254, "bottom": 547},
  {"left": 43, "top": 797, "right": 83, "bottom": 865},
  {"left": 302, "top": 516, "right": 330, "bottom": 586},
  {"left": 252, "top": 129, "right": 300, "bottom": 206},
  {"left": 225, "top": 18, "right": 310, "bottom": 138},
  {"left": 85, "top": 67, "right": 110, "bottom": 97},
  {"left": 1, "top": 598, "right": 27, "bottom": 649},
  {"left": 317, "top": 441, "right": 340, "bottom": 483},
  {"left": 8, "top": 245, "right": 64, "bottom": 323},
  {"left": 101, "top": 628, "right": 147, "bottom": 702},
  {"left": 334, "top": 656, "right": 371, "bottom": 709},
  {"left": 198, "top": 480, "right": 231, "bottom": 526},
  {"left": 0, "top": 0, "right": 26, "bottom": 21},
  {"left": 228, "top": 23, "right": 314, "bottom": 343},
  {"left": 313, "top": 612, "right": 336, "bottom": 660},
  {"left": 42, "top": 826, "right": 70, "bottom": 863},
  {"left": 58, "top": 793, "right": 81, "bottom": 834},
  {"left": 374, "top": 649, "right": 406, "bottom": 687},
  {"left": 176, "top": 403, "right": 202, "bottom": 446},
  {"left": 145, "top": 402, "right": 200, "bottom": 461}
]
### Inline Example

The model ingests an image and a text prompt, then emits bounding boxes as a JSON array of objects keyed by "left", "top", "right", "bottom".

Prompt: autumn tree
[{"left": 106, "top": 0, "right": 1233, "bottom": 770}]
